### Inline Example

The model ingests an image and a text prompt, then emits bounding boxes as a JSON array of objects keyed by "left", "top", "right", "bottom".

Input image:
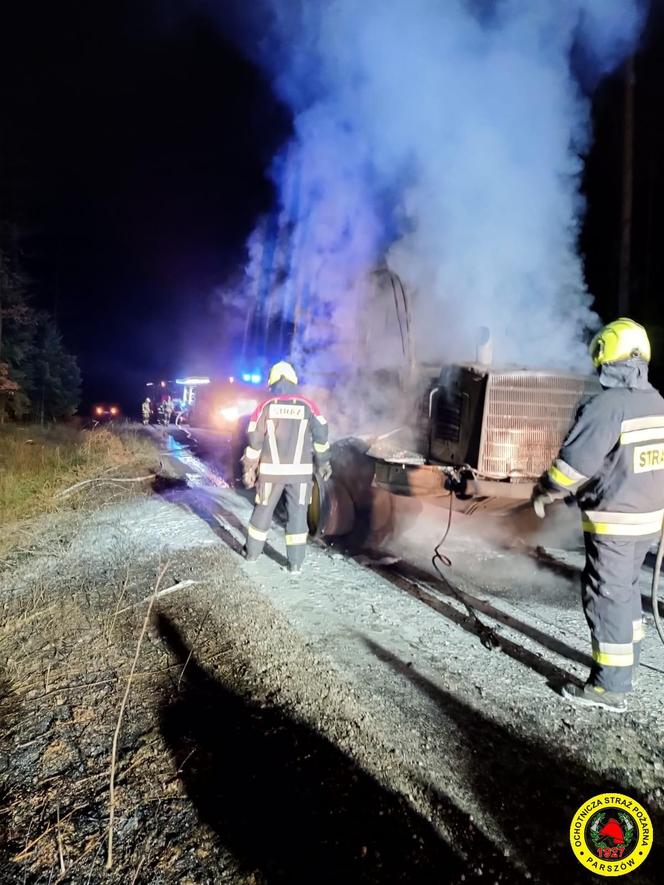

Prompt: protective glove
[
  {"left": 241, "top": 461, "right": 258, "bottom": 489},
  {"left": 319, "top": 461, "right": 332, "bottom": 482},
  {"left": 531, "top": 482, "right": 555, "bottom": 519}
]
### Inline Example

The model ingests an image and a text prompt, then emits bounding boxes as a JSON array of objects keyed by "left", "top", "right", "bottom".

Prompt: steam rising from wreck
[{"left": 230, "top": 0, "right": 646, "bottom": 374}]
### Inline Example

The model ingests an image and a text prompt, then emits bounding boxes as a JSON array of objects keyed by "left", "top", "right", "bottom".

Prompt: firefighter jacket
[
  {"left": 243, "top": 392, "right": 330, "bottom": 480},
  {"left": 544, "top": 359, "right": 664, "bottom": 537}
]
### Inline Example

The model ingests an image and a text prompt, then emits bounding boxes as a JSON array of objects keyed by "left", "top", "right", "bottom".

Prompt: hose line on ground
[
  {"left": 652, "top": 523, "right": 664, "bottom": 647},
  {"left": 431, "top": 491, "right": 500, "bottom": 650},
  {"left": 433, "top": 487, "right": 664, "bottom": 652}
]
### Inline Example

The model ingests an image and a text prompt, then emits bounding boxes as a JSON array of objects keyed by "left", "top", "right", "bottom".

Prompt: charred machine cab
[
  {"left": 371, "top": 364, "right": 598, "bottom": 499},
  {"left": 308, "top": 363, "right": 599, "bottom": 539}
]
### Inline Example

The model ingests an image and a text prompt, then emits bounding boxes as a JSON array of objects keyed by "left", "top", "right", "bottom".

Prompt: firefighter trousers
[
  {"left": 581, "top": 533, "right": 651, "bottom": 693},
  {"left": 246, "top": 479, "right": 311, "bottom": 568}
]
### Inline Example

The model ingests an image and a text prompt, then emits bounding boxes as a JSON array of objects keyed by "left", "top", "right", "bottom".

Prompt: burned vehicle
[{"left": 307, "top": 363, "right": 598, "bottom": 538}]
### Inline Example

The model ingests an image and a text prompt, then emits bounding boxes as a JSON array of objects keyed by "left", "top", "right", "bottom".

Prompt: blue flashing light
[
  {"left": 250, "top": 373, "right": 261, "bottom": 384},
  {"left": 241, "top": 372, "right": 251, "bottom": 383},
  {"left": 241, "top": 372, "right": 263, "bottom": 385}
]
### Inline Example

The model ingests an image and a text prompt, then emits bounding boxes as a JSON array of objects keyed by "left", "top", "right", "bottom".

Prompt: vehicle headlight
[
  {"left": 239, "top": 398, "right": 258, "bottom": 415},
  {"left": 219, "top": 399, "right": 257, "bottom": 423},
  {"left": 220, "top": 405, "right": 240, "bottom": 422}
]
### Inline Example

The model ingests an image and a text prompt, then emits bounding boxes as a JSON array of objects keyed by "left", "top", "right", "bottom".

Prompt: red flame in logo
[{"left": 599, "top": 817, "right": 625, "bottom": 845}]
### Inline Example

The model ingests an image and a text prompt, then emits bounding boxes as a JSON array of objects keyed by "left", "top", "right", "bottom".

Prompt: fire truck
[{"left": 186, "top": 375, "right": 263, "bottom": 432}]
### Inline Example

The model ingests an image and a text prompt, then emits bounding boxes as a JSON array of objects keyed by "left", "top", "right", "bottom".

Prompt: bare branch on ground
[
  {"left": 56, "top": 475, "right": 158, "bottom": 499},
  {"left": 106, "top": 559, "right": 170, "bottom": 870}
]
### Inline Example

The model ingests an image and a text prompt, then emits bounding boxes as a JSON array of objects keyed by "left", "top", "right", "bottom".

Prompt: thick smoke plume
[{"left": 225, "top": 0, "right": 646, "bottom": 377}]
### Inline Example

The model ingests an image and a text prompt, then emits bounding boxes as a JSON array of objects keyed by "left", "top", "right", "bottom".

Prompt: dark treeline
[{"left": 0, "top": 251, "right": 80, "bottom": 423}]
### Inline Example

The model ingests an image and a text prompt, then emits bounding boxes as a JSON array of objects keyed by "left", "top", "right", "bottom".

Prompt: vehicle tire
[{"left": 308, "top": 472, "right": 356, "bottom": 538}]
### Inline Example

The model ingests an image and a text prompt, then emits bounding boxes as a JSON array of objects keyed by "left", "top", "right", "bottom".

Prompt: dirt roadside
[
  {"left": 0, "top": 486, "right": 498, "bottom": 884},
  {"left": 0, "top": 449, "right": 663, "bottom": 883}
]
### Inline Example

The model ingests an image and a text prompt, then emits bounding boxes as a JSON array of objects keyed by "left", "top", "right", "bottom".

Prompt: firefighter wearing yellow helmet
[
  {"left": 241, "top": 361, "right": 331, "bottom": 574},
  {"left": 533, "top": 318, "right": 664, "bottom": 712},
  {"left": 589, "top": 317, "right": 652, "bottom": 368}
]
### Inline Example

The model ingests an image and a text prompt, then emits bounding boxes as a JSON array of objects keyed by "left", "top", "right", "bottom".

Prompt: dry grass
[
  {"left": 0, "top": 547, "right": 217, "bottom": 882},
  {"left": 0, "top": 425, "right": 159, "bottom": 543}
]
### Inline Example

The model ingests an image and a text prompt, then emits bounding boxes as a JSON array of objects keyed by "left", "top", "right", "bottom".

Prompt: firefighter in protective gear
[
  {"left": 533, "top": 318, "right": 664, "bottom": 712},
  {"left": 141, "top": 397, "right": 151, "bottom": 425},
  {"left": 242, "top": 361, "right": 331, "bottom": 573}
]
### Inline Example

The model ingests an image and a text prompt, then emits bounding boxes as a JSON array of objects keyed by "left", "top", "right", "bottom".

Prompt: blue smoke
[{"left": 222, "top": 0, "right": 648, "bottom": 373}]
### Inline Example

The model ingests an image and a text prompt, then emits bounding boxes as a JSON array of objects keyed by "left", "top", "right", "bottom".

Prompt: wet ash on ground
[
  {"left": 0, "top": 489, "right": 503, "bottom": 883},
  {"left": 0, "top": 466, "right": 663, "bottom": 883}
]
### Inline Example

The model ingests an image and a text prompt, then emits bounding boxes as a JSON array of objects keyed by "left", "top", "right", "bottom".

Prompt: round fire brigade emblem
[{"left": 570, "top": 792, "right": 653, "bottom": 876}]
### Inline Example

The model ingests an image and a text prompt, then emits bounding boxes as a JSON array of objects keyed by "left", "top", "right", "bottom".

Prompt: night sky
[{"left": 1, "top": 1, "right": 664, "bottom": 413}]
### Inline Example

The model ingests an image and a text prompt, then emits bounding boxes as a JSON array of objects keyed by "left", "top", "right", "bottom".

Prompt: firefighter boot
[{"left": 561, "top": 683, "right": 627, "bottom": 713}]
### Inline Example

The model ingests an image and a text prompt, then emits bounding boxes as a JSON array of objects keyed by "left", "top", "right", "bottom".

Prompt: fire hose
[
  {"left": 652, "top": 522, "right": 664, "bottom": 647},
  {"left": 531, "top": 491, "right": 664, "bottom": 648},
  {"left": 431, "top": 470, "right": 501, "bottom": 650},
  {"left": 435, "top": 477, "right": 664, "bottom": 651}
]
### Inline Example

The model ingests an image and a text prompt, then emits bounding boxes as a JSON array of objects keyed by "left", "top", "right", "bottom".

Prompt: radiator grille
[{"left": 479, "top": 372, "right": 598, "bottom": 479}]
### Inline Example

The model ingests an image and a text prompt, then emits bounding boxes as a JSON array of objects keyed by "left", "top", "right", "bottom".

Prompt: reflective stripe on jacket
[
  {"left": 243, "top": 393, "right": 330, "bottom": 479},
  {"left": 544, "top": 377, "right": 664, "bottom": 537}
]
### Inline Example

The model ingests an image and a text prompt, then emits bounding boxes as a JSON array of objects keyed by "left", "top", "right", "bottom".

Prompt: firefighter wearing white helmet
[
  {"left": 241, "top": 360, "right": 331, "bottom": 574},
  {"left": 533, "top": 318, "right": 664, "bottom": 712},
  {"left": 141, "top": 397, "right": 151, "bottom": 425}
]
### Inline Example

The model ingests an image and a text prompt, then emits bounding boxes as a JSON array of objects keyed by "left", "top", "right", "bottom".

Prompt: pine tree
[
  {"left": 24, "top": 315, "right": 82, "bottom": 423},
  {"left": 0, "top": 252, "right": 29, "bottom": 421},
  {"left": 0, "top": 250, "right": 81, "bottom": 422}
]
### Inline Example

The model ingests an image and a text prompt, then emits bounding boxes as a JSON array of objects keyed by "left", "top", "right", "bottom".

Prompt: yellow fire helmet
[
  {"left": 267, "top": 360, "right": 298, "bottom": 387},
  {"left": 589, "top": 317, "right": 651, "bottom": 368}
]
